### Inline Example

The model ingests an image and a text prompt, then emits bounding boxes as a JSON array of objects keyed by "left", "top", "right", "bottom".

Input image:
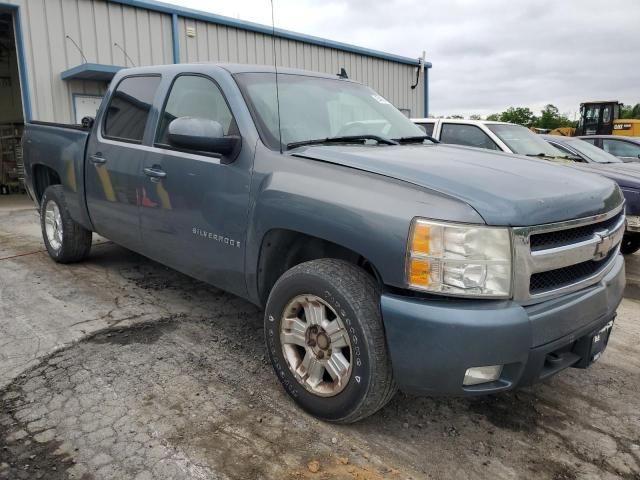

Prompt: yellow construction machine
[{"left": 549, "top": 101, "right": 640, "bottom": 137}]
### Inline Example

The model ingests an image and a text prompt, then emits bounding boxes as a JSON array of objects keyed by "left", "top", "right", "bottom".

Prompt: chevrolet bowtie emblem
[{"left": 593, "top": 230, "right": 613, "bottom": 260}]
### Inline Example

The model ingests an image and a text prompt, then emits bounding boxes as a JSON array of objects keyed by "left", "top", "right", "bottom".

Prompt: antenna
[
  {"left": 113, "top": 42, "right": 137, "bottom": 67},
  {"left": 65, "top": 35, "right": 88, "bottom": 64},
  {"left": 270, "top": 0, "right": 283, "bottom": 153}
]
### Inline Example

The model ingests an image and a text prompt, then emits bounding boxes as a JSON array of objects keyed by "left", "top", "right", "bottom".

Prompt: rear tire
[
  {"left": 264, "top": 259, "right": 396, "bottom": 423},
  {"left": 40, "top": 185, "right": 92, "bottom": 263},
  {"left": 620, "top": 235, "right": 640, "bottom": 255}
]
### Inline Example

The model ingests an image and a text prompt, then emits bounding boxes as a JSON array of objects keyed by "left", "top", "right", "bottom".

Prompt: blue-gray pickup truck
[{"left": 23, "top": 64, "right": 626, "bottom": 423}]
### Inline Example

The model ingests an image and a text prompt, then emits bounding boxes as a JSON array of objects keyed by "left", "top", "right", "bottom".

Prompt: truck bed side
[{"left": 22, "top": 122, "right": 93, "bottom": 231}]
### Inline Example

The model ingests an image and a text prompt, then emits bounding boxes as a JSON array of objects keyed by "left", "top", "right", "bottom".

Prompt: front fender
[{"left": 244, "top": 149, "right": 484, "bottom": 304}]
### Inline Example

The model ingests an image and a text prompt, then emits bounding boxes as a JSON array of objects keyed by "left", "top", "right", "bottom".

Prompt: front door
[
  {"left": 602, "top": 138, "right": 640, "bottom": 162},
  {"left": 139, "top": 73, "right": 253, "bottom": 297},
  {"left": 85, "top": 75, "right": 162, "bottom": 251}
]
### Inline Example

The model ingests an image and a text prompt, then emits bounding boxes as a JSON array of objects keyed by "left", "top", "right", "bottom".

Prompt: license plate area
[{"left": 572, "top": 319, "right": 614, "bottom": 369}]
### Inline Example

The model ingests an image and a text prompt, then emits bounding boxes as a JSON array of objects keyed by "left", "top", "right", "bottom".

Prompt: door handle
[
  {"left": 143, "top": 167, "right": 167, "bottom": 179},
  {"left": 89, "top": 154, "right": 106, "bottom": 165}
]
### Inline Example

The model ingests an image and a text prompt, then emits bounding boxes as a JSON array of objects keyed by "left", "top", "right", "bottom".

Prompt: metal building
[
  {"left": 1, "top": 0, "right": 431, "bottom": 121},
  {"left": 0, "top": 0, "right": 430, "bottom": 189}
]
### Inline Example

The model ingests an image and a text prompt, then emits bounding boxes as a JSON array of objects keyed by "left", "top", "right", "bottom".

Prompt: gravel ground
[{"left": 1, "top": 202, "right": 639, "bottom": 480}]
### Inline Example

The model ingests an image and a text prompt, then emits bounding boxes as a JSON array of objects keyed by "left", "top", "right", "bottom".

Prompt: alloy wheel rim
[
  {"left": 280, "top": 295, "right": 353, "bottom": 397},
  {"left": 44, "top": 201, "right": 63, "bottom": 252}
]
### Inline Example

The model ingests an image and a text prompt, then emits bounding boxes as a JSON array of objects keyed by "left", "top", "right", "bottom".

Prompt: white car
[{"left": 411, "top": 118, "right": 565, "bottom": 158}]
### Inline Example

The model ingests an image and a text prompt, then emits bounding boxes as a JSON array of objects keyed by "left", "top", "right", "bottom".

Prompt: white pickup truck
[{"left": 411, "top": 118, "right": 565, "bottom": 158}]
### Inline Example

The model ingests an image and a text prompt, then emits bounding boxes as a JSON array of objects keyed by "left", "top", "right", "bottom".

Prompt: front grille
[
  {"left": 530, "top": 211, "right": 624, "bottom": 251},
  {"left": 529, "top": 250, "right": 616, "bottom": 294}
]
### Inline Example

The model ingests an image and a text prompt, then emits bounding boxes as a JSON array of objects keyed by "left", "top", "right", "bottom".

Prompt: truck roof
[{"left": 111, "top": 63, "right": 356, "bottom": 82}]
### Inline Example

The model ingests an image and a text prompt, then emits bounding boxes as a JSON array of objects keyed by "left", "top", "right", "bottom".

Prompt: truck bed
[{"left": 22, "top": 121, "right": 92, "bottom": 229}]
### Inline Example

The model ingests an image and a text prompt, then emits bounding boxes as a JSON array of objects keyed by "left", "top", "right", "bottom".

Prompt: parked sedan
[
  {"left": 578, "top": 135, "right": 640, "bottom": 163},
  {"left": 542, "top": 135, "right": 640, "bottom": 254}
]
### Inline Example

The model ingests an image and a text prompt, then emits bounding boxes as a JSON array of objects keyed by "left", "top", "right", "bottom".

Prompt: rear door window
[
  {"left": 103, "top": 75, "right": 161, "bottom": 143},
  {"left": 440, "top": 123, "right": 499, "bottom": 150}
]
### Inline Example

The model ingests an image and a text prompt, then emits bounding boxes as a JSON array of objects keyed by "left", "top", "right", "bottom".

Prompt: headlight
[{"left": 406, "top": 219, "right": 512, "bottom": 297}]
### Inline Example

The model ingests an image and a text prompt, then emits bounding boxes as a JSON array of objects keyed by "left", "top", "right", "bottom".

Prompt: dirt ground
[{"left": 1, "top": 200, "right": 639, "bottom": 480}]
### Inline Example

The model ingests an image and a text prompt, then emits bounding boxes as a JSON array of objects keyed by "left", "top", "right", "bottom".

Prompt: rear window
[{"left": 103, "top": 75, "right": 161, "bottom": 143}]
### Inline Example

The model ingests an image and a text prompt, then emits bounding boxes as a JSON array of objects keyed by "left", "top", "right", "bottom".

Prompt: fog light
[{"left": 463, "top": 365, "right": 503, "bottom": 386}]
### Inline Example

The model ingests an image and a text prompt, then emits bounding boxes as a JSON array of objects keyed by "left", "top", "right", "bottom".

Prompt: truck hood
[
  {"left": 570, "top": 162, "right": 640, "bottom": 190},
  {"left": 292, "top": 144, "right": 623, "bottom": 226}
]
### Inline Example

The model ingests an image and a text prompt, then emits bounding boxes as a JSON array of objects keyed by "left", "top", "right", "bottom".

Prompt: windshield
[
  {"left": 567, "top": 138, "right": 622, "bottom": 163},
  {"left": 487, "top": 123, "right": 565, "bottom": 157},
  {"left": 234, "top": 72, "right": 424, "bottom": 150}
]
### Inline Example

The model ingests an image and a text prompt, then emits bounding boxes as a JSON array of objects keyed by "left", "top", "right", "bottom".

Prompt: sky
[{"left": 162, "top": 0, "right": 639, "bottom": 118}]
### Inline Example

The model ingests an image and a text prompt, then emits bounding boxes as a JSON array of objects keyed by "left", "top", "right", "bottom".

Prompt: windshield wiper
[
  {"left": 525, "top": 153, "right": 562, "bottom": 159},
  {"left": 392, "top": 135, "right": 440, "bottom": 144},
  {"left": 286, "top": 135, "right": 398, "bottom": 150},
  {"left": 525, "top": 153, "right": 572, "bottom": 162}
]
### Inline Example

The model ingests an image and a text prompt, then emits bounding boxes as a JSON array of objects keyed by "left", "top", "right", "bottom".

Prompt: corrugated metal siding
[
  {"left": 5, "top": 0, "right": 173, "bottom": 122},
  {"left": 5, "top": 0, "right": 423, "bottom": 122},
  {"left": 178, "top": 17, "right": 423, "bottom": 116}
]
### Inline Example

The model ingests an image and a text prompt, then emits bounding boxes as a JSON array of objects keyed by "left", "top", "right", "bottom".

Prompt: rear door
[
  {"left": 85, "top": 75, "right": 162, "bottom": 251},
  {"left": 138, "top": 72, "right": 253, "bottom": 296}
]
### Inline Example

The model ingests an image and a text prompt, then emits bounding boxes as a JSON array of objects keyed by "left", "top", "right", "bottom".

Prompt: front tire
[
  {"left": 264, "top": 259, "right": 396, "bottom": 423},
  {"left": 620, "top": 234, "right": 640, "bottom": 255},
  {"left": 40, "top": 185, "right": 92, "bottom": 263}
]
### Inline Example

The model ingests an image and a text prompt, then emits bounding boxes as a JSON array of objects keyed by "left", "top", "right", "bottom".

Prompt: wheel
[
  {"left": 40, "top": 185, "right": 92, "bottom": 263},
  {"left": 264, "top": 259, "right": 396, "bottom": 423},
  {"left": 620, "top": 235, "right": 640, "bottom": 255}
]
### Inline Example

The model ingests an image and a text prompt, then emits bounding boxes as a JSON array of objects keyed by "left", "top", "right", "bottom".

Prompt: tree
[
  {"left": 620, "top": 105, "right": 633, "bottom": 119},
  {"left": 619, "top": 104, "right": 640, "bottom": 119},
  {"left": 469, "top": 114, "right": 482, "bottom": 120},
  {"left": 499, "top": 107, "right": 535, "bottom": 126},
  {"left": 537, "top": 104, "right": 560, "bottom": 129},
  {"left": 486, "top": 113, "right": 501, "bottom": 121},
  {"left": 535, "top": 104, "right": 574, "bottom": 129},
  {"left": 447, "top": 114, "right": 464, "bottom": 119}
]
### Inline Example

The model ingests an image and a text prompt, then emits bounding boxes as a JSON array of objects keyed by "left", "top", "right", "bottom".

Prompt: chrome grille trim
[{"left": 512, "top": 203, "right": 624, "bottom": 305}]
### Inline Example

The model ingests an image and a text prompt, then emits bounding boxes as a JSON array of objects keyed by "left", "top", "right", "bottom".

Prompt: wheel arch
[
  {"left": 31, "top": 164, "right": 62, "bottom": 205},
  {"left": 255, "top": 228, "right": 383, "bottom": 307}
]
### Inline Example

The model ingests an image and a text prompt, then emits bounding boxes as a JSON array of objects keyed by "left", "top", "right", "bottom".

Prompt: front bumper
[{"left": 381, "top": 254, "right": 625, "bottom": 396}]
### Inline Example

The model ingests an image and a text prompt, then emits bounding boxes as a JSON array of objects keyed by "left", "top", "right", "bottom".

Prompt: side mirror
[
  {"left": 168, "top": 117, "right": 240, "bottom": 158},
  {"left": 81, "top": 116, "right": 95, "bottom": 129}
]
